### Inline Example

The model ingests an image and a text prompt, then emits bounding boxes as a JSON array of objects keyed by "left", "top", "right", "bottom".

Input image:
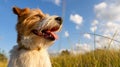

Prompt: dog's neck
[
  {"left": 17, "top": 45, "right": 41, "bottom": 51},
  {"left": 17, "top": 34, "right": 41, "bottom": 51}
]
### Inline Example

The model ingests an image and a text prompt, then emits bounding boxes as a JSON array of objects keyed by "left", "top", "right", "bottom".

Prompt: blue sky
[{"left": 1, "top": 0, "right": 120, "bottom": 54}]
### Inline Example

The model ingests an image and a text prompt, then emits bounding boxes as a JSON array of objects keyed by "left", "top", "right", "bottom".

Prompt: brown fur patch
[{"left": 13, "top": 7, "right": 30, "bottom": 17}]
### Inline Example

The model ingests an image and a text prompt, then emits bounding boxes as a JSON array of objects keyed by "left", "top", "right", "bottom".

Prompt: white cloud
[
  {"left": 90, "top": 20, "right": 99, "bottom": 32},
  {"left": 92, "top": 20, "right": 99, "bottom": 26},
  {"left": 95, "top": 36, "right": 120, "bottom": 50},
  {"left": 106, "top": 21, "right": 120, "bottom": 32},
  {"left": 64, "top": 31, "right": 69, "bottom": 37},
  {"left": 70, "top": 14, "right": 83, "bottom": 25},
  {"left": 94, "top": 0, "right": 120, "bottom": 33},
  {"left": 73, "top": 43, "right": 91, "bottom": 54},
  {"left": 95, "top": 2, "right": 107, "bottom": 10},
  {"left": 54, "top": 0, "right": 61, "bottom": 6},
  {"left": 83, "top": 33, "right": 91, "bottom": 39},
  {"left": 70, "top": 14, "right": 83, "bottom": 30},
  {"left": 58, "top": 43, "right": 92, "bottom": 54},
  {"left": 90, "top": 26, "right": 97, "bottom": 32},
  {"left": 94, "top": 1, "right": 120, "bottom": 22},
  {"left": 93, "top": 0, "right": 120, "bottom": 49},
  {"left": 42, "top": 0, "right": 61, "bottom": 6}
]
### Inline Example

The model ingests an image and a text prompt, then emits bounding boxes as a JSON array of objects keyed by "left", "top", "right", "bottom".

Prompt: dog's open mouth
[{"left": 32, "top": 26, "right": 60, "bottom": 40}]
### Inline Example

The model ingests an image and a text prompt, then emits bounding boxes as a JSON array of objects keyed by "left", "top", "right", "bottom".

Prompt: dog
[{"left": 8, "top": 7, "right": 62, "bottom": 67}]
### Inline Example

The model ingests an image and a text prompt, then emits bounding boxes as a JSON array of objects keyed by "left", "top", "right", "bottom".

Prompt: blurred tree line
[{"left": 0, "top": 48, "right": 7, "bottom": 62}]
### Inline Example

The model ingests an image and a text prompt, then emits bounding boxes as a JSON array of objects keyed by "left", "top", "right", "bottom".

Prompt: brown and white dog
[{"left": 8, "top": 7, "right": 62, "bottom": 67}]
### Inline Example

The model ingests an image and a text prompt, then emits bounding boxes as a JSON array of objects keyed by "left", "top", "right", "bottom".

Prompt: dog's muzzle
[{"left": 32, "top": 16, "right": 62, "bottom": 41}]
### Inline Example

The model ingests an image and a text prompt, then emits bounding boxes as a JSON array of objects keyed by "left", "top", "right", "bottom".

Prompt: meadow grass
[
  {"left": 0, "top": 61, "right": 7, "bottom": 67},
  {"left": 51, "top": 49, "right": 120, "bottom": 67},
  {"left": 1, "top": 49, "right": 120, "bottom": 67},
  {"left": 0, "top": 53, "right": 7, "bottom": 67}
]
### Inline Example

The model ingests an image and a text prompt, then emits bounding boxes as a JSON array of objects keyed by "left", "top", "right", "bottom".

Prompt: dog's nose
[{"left": 55, "top": 17, "right": 62, "bottom": 25}]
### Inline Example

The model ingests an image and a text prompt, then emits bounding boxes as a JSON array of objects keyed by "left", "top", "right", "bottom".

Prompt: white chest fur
[{"left": 8, "top": 46, "right": 51, "bottom": 67}]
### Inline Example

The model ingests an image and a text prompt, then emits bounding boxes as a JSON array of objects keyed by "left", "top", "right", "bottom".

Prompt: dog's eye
[{"left": 35, "top": 14, "right": 42, "bottom": 18}]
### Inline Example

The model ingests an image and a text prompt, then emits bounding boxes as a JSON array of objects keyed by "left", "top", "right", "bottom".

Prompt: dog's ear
[{"left": 13, "top": 7, "right": 30, "bottom": 16}]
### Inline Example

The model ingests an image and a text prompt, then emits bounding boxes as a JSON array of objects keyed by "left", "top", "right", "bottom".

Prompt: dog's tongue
[{"left": 46, "top": 31, "right": 58, "bottom": 40}]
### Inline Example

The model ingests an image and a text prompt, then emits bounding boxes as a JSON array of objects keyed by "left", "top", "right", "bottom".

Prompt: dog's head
[{"left": 13, "top": 7, "right": 62, "bottom": 50}]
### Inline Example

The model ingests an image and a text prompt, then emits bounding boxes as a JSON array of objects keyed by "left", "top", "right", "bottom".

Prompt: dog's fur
[{"left": 8, "top": 7, "right": 62, "bottom": 67}]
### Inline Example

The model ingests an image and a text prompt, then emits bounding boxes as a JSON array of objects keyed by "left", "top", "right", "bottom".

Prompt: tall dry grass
[
  {"left": 0, "top": 61, "right": 7, "bottom": 67},
  {"left": 1, "top": 49, "right": 120, "bottom": 67},
  {"left": 0, "top": 53, "right": 7, "bottom": 67},
  {"left": 51, "top": 49, "right": 120, "bottom": 67}
]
